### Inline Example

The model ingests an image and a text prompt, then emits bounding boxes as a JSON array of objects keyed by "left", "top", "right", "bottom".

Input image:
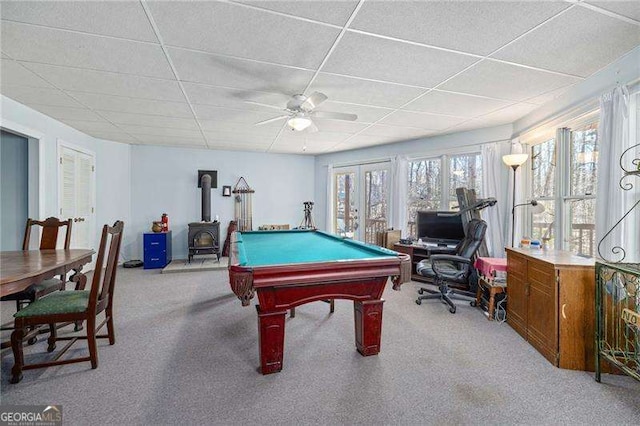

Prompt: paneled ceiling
[{"left": 1, "top": 1, "right": 638, "bottom": 154}]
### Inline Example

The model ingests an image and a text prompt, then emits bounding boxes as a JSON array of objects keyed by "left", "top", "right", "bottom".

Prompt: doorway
[
  {"left": 332, "top": 163, "right": 391, "bottom": 244},
  {"left": 0, "top": 130, "right": 29, "bottom": 250},
  {"left": 58, "top": 142, "right": 96, "bottom": 251}
]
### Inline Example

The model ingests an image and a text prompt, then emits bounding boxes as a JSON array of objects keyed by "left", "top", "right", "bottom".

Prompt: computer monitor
[{"left": 416, "top": 211, "right": 465, "bottom": 246}]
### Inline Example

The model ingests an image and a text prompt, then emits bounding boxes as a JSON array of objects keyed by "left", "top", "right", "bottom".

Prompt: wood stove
[
  {"left": 188, "top": 221, "right": 220, "bottom": 263},
  {"left": 188, "top": 171, "right": 220, "bottom": 262}
]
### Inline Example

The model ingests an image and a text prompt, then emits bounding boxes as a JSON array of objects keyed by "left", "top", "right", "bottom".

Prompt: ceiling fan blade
[
  {"left": 312, "top": 111, "right": 358, "bottom": 121},
  {"left": 254, "top": 115, "right": 289, "bottom": 126},
  {"left": 244, "top": 100, "right": 286, "bottom": 111},
  {"left": 301, "top": 92, "right": 328, "bottom": 110}
]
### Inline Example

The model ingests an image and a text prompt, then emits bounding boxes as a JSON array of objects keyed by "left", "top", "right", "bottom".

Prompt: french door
[
  {"left": 332, "top": 163, "right": 390, "bottom": 244},
  {"left": 58, "top": 143, "right": 95, "bottom": 254}
]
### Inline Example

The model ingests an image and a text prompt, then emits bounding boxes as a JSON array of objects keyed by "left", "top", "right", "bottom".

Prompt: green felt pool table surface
[{"left": 236, "top": 229, "right": 397, "bottom": 267}]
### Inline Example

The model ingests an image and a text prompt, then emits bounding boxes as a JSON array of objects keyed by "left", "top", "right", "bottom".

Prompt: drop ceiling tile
[
  {"left": 278, "top": 131, "right": 352, "bottom": 144},
  {"left": 587, "top": 1, "right": 640, "bottom": 21},
  {"left": 183, "top": 83, "right": 291, "bottom": 111},
  {"left": 492, "top": 6, "right": 640, "bottom": 77},
  {"left": 351, "top": 1, "right": 571, "bottom": 55},
  {"left": 193, "top": 104, "right": 284, "bottom": 123},
  {"left": 199, "top": 119, "right": 282, "bottom": 135},
  {"left": 133, "top": 134, "right": 206, "bottom": 146},
  {"left": 97, "top": 111, "right": 199, "bottom": 130},
  {"left": 439, "top": 60, "right": 581, "bottom": 101},
  {"left": 1, "top": 22, "right": 173, "bottom": 79},
  {"left": 380, "top": 110, "right": 467, "bottom": 130},
  {"left": 21, "top": 63, "right": 186, "bottom": 101},
  {"left": 67, "top": 92, "right": 194, "bottom": 118},
  {"left": 0, "top": 1, "right": 158, "bottom": 42},
  {"left": 0, "top": 59, "right": 51, "bottom": 88},
  {"left": 525, "top": 85, "right": 575, "bottom": 105},
  {"left": 476, "top": 103, "right": 540, "bottom": 125},
  {"left": 312, "top": 118, "right": 369, "bottom": 134},
  {"left": 27, "top": 104, "right": 103, "bottom": 122},
  {"left": 210, "top": 142, "right": 271, "bottom": 152},
  {"left": 204, "top": 131, "right": 274, "bottom": 145},
  {"left": 169, "top": 47, "right": 313, "bottom": 94},
  {"left": 0, "top": 86, "right": 81, "bottom": 107},
  {"left": 308, "top": 73, "right": 425, "bottom": 108},
  {"left": 314, "top": 101, "right": 393, "bottom": 123},
  {"left": 237, "top": 1, "right": 359, "bottom": 26},
  {"left": 116, "top": 125, "right": 203, "bottom": 139},
  {"left": 323, "top": 32, "right": 477, "bottom": 87},
  {"left": 204, "top": 129, "right": 278, "bottom": 143},
  {"left": 89, "top": 132, "right": 140, "bottom": 144},
  {"left": 360, "top": 124, "right": 434, "bottom": 140},
  {"left": 148, "top": 1, "right": 338, "bottom": 68},
  {"left": 61, "top": 119, "right": 124, "bottom": 134},
  {"left": 404, "top": 90, "right": 513, "bottom": 118}
]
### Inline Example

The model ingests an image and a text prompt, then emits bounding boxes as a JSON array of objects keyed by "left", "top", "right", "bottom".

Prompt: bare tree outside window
[
  {"left": 406, "top": 158, "right": 441, "bottom": 238},
  {"left": 449, "top": 154, "right": 482, "bottom": 209}
]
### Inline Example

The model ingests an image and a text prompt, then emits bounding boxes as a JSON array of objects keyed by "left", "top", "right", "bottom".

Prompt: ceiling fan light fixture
[{"left": 288, "top": 116, "right": 312, "bottom": 131}]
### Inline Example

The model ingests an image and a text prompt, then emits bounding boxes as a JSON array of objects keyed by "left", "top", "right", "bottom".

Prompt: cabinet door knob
[{"left": 561, "top": 303, "right": 567, "bottom": 319}]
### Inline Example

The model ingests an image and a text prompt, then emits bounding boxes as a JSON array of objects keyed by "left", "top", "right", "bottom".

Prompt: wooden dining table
[{"left": 0, "top": 249, "right": 95, "bottom": 297}]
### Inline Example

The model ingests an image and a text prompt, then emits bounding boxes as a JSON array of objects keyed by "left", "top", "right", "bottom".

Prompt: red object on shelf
[{"left": 161, "top": 213, "right": 169, "bottom": 232}]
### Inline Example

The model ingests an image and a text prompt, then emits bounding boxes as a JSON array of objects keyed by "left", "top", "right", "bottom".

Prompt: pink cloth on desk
[{"left": 474, "top": 257, "right": 507, "bottom": 278}]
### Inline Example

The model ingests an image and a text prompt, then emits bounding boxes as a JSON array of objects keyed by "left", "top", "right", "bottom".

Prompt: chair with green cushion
[{"left": 10, "top": 221, "right": 124, "bottom": 384}]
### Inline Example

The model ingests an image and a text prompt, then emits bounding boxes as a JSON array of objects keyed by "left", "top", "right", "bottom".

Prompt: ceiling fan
[{"left": 245, "top": 92, "right": 357, "bottom": 132}]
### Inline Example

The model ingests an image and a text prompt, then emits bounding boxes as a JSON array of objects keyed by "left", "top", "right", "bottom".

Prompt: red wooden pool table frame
[{"left": 228, "top": 232, "right": 411, "bottom": 374}]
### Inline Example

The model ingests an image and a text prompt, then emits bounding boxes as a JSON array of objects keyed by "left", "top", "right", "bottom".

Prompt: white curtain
[
  {"left": 481, "top": 143, "right": 506, "bottom": 257},
  {"left": 596, "top": 85, "right": 639, "bottom": 263},
  {"left": 390, "top": 155, "right": 408, "bottom": 236},
  {"left": 325, "top": 164, "right": 333, "bottom": 233}
]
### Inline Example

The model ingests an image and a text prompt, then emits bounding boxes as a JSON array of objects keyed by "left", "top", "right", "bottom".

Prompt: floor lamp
[{"left": 503, "top": 150, "right": 528, "bottom": 247}]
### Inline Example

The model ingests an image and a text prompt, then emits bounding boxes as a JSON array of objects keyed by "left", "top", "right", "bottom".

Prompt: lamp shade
[
  {"left": 502, "top": 153, "right": 529, "bottom": 167},
  {"left": 288, "top": 116, "right": 312, "bottom": 131}
]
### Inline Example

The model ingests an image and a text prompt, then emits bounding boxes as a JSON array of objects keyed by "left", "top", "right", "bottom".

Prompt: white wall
[
  {"left": 0, "top": 96, "right": 132, "bottom": 260},
  {"left": 130, "top": 145, "right": 315, "bottom": 260}
]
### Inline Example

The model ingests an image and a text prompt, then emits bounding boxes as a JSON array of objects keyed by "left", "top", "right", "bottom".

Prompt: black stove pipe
[{"left": 201, "top": 173, "right": 211, "bottom": 222}]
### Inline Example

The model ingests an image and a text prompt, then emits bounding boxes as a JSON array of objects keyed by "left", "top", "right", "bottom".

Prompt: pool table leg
[
  {"left": 257, "top": 306, "right": 287, "bottom": 374},
  {"left": 354, "top": 299, "right": 384, "bottom": 356}
]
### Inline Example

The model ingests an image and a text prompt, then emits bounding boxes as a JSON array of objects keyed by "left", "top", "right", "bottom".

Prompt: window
[
  {"left": 406, "top": 152, "right": 482, "bottom": 238},
  {"left": 449, "top": 153, "right": 482, "bottom": 209},
  {"left": 528, "top": 117, "right": 599, "bottom": 257},
  {"left": 406, "top": 158, "right": 441, "bottom": 237},
  {"left": 530, "top": 138, "right": 556, "bottom": 249}
]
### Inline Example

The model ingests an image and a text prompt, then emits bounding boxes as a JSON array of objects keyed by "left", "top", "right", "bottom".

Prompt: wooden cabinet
[
  {"left": 506, "top": 247, "right": 596, "bottom": 371},
  {"left": 144, "top": 231, "right": 172, "bottom": 269}
]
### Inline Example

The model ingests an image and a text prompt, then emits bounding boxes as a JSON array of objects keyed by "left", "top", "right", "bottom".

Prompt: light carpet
[{"left": 1, "top": 267, "right": 639, "bottom": 425}]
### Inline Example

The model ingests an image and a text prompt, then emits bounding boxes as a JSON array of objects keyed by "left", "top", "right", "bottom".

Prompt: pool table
[{"left": 228, "top": 229, "right": 411, "bottom": 374}]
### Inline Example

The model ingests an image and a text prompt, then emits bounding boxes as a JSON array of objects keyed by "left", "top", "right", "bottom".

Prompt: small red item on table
[{"left": 473, "top": 257, "right": 507, "bottom": 320}]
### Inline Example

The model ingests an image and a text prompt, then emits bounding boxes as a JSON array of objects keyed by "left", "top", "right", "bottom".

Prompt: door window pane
[
  {"left": 406, "top": 159, "right": 441, "bottom": 238},
  {"left": 531, "top": 138, "right": 556, "bottom": 199},
  {"left": 334, "top": 172, "right": 356, "bottom": 237},
  {"left": 364, "top": 169, "right": 388, "bottom": 244},
  {"left": 570, "top": 123, "right": 598, "bottom": 196},
  {"left": 449, "top": 153, "right": 482, "bottom": 209}
]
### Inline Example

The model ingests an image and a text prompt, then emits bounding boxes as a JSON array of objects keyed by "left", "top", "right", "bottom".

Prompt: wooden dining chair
[
  {"left": 1, "top": 217, "right": 73, "bottom": 316},
  {"left": 9, "top": 221, "right": 123, "bottom": 384}
]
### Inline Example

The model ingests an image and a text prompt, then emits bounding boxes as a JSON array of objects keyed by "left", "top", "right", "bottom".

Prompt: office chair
[{"left": 415, "top": 219, "right": 488, "bottom": 313}]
